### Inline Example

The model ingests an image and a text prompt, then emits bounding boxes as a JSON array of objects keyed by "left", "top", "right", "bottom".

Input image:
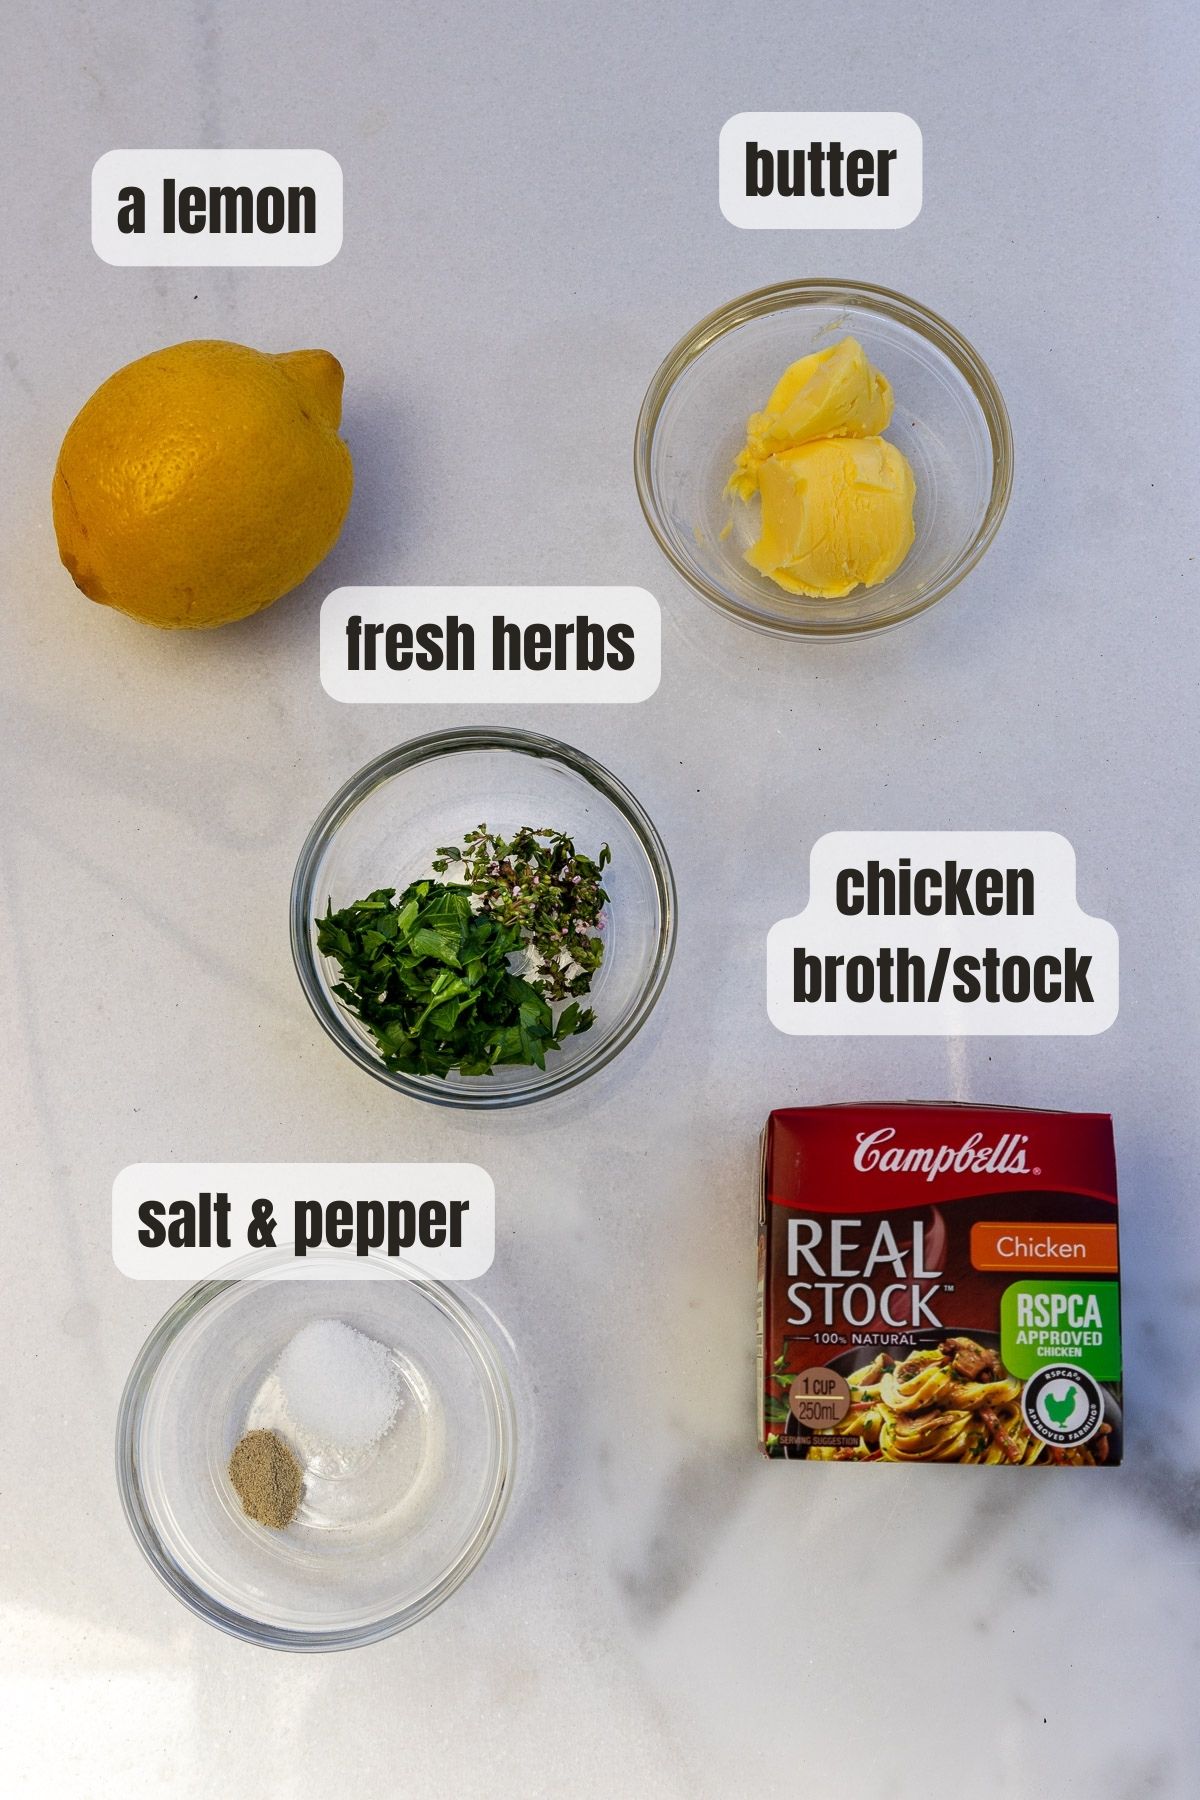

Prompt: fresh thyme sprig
[{"left": 432, "top": 825, "right": 610, "bottom": 1003}]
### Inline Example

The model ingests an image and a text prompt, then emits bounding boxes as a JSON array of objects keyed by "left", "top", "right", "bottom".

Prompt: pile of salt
[{"left": 273, "top": 1318, "right": 401, "bottom": 1456}]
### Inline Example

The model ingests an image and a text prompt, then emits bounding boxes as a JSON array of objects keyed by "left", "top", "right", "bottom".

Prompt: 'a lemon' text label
[{"left": 92, "top": 150, "right": 342, "bottom": 266}]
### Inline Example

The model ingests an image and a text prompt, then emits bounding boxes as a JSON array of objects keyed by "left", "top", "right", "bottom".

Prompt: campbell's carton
[{"left": 758, "top": 1104, "right": 1122, "bottom": 1465}]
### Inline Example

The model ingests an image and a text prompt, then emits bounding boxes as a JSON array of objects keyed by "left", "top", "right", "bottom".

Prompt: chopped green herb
[{"left": 318, "top": 824, "right": 608, "bottom": 1079}]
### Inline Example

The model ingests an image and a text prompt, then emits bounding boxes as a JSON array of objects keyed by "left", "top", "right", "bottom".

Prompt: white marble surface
[{"left": 3, "top": 3, "right": 1200, "bottom": 1795}]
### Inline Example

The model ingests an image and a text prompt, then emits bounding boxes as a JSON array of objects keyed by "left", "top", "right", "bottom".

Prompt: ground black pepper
[{"left": 228, "top": 1429, "right": 303, "bottom": 1528}]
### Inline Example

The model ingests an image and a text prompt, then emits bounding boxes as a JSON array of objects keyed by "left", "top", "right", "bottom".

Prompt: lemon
[{"left": 52, "top": 339, "right": 353, "bottom": 629}]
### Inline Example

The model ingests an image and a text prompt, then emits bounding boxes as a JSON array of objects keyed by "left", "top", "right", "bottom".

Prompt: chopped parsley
[{"left": 317, "top": 825, "right": 609, "bottom": 1079}]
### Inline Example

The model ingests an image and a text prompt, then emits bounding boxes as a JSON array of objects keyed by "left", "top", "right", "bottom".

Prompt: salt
[{"left": 273, "top": 1319, "right": 401, "bottom": 1457}]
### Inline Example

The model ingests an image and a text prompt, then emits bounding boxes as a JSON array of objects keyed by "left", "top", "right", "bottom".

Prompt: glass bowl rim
[
  {"left": 115, "top": 1260, "right": 518, "bottom": 1652},
  {"left": 633, "top": 277, "right": 1014, "bottom": 640},
  {"left": 289, "top": 726, "right": 678, "bottom": 1109}
]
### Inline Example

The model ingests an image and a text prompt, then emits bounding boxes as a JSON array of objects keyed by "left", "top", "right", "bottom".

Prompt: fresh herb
[
  {"left": 432, "top": 825, "right": 610, "bottom": 1003},
  {"left": 317, "top": 824, "right": 609, "bottom": 1079}
]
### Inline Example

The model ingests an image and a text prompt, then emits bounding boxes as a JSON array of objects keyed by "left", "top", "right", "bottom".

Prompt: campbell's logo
[{"left": 854, "top": 1127, "right": 1031, "bottom": 1183}]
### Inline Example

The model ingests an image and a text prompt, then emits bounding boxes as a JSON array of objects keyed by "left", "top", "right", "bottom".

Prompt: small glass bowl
[
  {"left": 635, "top": 279, "right": 1013, "bottom": 638},
  {"left": 291, "top": 727, "right": 676, "bottom": 1108},
  {"left": 116, "top": 1257, "right": 517, "bottom": 1651}
]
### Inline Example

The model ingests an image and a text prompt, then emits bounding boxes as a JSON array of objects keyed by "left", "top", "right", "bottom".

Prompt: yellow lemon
[{"left": 52, "top": 339, "right": 353, "bottom": 629}]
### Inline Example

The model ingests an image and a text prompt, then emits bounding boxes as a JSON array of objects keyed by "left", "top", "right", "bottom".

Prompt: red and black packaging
[{"left": 759, "top": 1104, "right": 1123, "bottom": 1466}]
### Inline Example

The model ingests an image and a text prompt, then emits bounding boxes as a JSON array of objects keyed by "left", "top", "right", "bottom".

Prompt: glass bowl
[
  {"left": 116, "top": 1257, "right": 516, "bottom": 1651},
  {"left": 635, "top": 279, "right": 1013, "bottom": 638},
  {"left": 291, "top": 727, "right": 676, "bottom": 1108}
]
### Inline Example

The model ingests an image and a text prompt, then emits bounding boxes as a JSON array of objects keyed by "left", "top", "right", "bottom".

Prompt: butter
[
  {"left": 745, "top": 437, "right": 915, "bottom": 598},
  {"left": 728, "top": 336, "right": 916, "bottom": 599},
  {"left": 727, "top": 337, "right": 894, "bottom": 503}
]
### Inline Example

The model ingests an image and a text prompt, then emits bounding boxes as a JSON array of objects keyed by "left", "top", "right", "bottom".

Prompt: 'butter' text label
[{"left": 720, "top": 113, "right": 921, "bottom": 229}]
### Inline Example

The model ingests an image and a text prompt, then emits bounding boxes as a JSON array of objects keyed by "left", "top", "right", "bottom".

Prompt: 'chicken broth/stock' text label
[
  {"left": 758, "top": 1104, "right": 1122, "bottom": 1465},
  {"left": 766, "top": 831, "right": 1118, "bottom": 1036}
]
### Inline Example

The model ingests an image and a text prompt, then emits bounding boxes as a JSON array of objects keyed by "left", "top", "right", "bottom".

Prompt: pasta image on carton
[{"left": 759, "top": 1103, "right": 1123, "bottom": 1464}]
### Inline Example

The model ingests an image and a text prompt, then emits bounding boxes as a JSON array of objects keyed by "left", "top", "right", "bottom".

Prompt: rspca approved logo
[{"left": 1021, "top": 1364, "right": 1104, "bottom": 1448}]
